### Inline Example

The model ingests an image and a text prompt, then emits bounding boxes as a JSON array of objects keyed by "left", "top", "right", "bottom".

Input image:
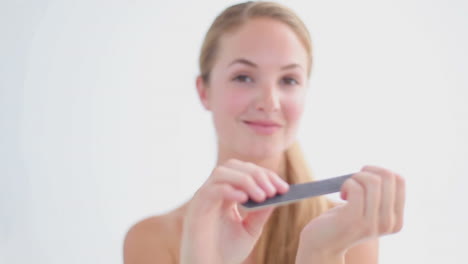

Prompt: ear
[{"left": 196, "top": 75, "right": 211, "bottom": 111}]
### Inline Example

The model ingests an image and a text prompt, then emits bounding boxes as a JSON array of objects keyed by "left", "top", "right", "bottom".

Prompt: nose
[{"left": 255, "top": 84, "right": 280, "bottom": 112}]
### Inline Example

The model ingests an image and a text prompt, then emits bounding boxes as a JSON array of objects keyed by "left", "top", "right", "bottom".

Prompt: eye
[
  {"left": 282, "top": 77, "right": 299, "bottom": 86},
  {"left": 233, "top": 75, "right": 253, "bottom": 83}
]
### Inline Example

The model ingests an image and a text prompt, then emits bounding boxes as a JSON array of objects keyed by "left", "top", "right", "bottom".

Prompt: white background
[{"left": 1, "top": 0, "right": 467, "bottom": 263}]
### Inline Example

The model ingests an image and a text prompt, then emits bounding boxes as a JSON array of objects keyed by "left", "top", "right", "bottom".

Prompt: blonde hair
[
  {"left": 199, "top": 1, "right": 313, "bottom": 83},
  {"left": 198, "top": 1, "right": 332, "bottom": 263}
]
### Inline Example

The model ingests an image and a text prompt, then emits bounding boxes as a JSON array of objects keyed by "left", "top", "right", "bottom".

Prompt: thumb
[{"left": 242, "top": 207, "right": 275, "bottom": 238}]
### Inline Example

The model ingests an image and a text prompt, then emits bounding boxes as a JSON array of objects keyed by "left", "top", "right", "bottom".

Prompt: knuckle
[
  {"left": 367, "top": 174, "right": 382, "bottom": 186},
  {"left": 212, "top": 166, "right": 222, "bottom": 175},
  {"left": 212, "top": 166, "right": 224, "bottom": 175},
  {"left": 380, "top": 171, "right": 393, "bottom": 181},
  {"left": 251, "top": 167, "right": 261, "bottom": 176},
  {"left": 263, "top": 170, "right": 274, "bottom": 180},
  {"left": 210, "top": 167, "right": 225, "bottom": 181},
  {"left": 380, "top": 168, "right": 394, "bottom": 178},
  {"left": 240, "top": 174, "right": 254, "bottom": 187},
  {"left": 361, "top": 165, "right": 380, "bottom": 172},
  {"left": 252, "top": 169, "right": 266, "bottom": 180}
]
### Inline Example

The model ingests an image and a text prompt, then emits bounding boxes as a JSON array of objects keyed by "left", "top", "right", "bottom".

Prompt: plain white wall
[{"left": 1, "top": 0, "right": 467, "bottom": 263}]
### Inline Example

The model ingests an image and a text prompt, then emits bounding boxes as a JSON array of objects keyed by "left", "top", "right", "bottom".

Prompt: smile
[{"left": 243, "top": 120, "right": 282, "bottom": 135}]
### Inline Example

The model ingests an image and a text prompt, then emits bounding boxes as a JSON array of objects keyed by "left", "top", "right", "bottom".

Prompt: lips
[
  {"left": 243, "top": 120, "right": 282, "bottom": 135},
  {"left": 243, "top": 120, "right": 281, "bottom": 126}
]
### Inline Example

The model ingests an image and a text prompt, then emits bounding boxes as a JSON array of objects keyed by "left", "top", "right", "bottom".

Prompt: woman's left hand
[{"left": 295, "top": 165, "right": 406, "bottom": 263}]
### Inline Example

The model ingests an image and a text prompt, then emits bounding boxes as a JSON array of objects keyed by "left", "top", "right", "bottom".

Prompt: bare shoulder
[{"left": 123, "top": 206, "right": 186, "bottom": 264}]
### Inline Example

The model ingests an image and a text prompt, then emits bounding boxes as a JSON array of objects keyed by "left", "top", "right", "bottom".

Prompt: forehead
[{"left": 216, "top": 18, "right": 308, "bottom": 68}]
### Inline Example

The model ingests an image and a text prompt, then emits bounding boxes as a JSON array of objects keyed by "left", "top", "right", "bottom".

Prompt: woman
[{"left": 123, "top": 2, "right": 405, "bottom": 264}]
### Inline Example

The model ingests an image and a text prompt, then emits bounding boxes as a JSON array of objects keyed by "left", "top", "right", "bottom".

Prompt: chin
[{"left": 238, "top": 142, "right": 284, "bottom": 161}]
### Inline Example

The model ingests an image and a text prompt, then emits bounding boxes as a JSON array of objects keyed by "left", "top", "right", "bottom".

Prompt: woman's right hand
[
  {"left": 180, "top": 159, "right": 289, "bottom": 264},
  {"left": 295, "top": 166, "right": 405, "bottom": 264}
]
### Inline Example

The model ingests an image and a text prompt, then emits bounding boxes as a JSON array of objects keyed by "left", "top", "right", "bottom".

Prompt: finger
[
  {"left": 242, "top": 207, "right": 275, "bottom": 238},
  {"left": 225, "top": 160, "right": 286, "bottom": 197},
  {"left": 393, "top": 173, "right": 406, "bottom": 233},
  {"left": 243, "top": 162, "right": 289, "bottom": 194},
  {"left": 340, "top": 176, "right": 365, "bottom": 217},
  {"left": 205, "top": 183, "right": 248, "bottom": 204},
  {"left": 361, "top": 166, "right": 396, "bottom": 234},
  {"left": 244, "top": 163, "right": 277, "bottom": 198},
  {"left": 194, "top": 183, "right": 247, "bottom": 215},
  {"left": 212, "top": 166, "right": 267, "bottom": 202},
  {"left": 265, "top": 170, "right": 289, "bottom": 194},
  {"left": 352, "top": 172, "right": 382, "bottom": 225}
]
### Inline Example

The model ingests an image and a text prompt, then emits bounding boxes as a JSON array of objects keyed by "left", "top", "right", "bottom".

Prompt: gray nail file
[{"left": 241, "top": 173, "right": 354, "bottom": 211}]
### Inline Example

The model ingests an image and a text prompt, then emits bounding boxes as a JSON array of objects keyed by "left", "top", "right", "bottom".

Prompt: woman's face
[{"left": 198, "top": 18, "right": 309, "bottom": 160}]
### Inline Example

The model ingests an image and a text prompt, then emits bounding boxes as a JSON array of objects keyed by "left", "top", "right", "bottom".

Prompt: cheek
[
  {"left": 283, "top": 95, "right": 305, "bottom": 125},
  {"left": 216, "top": 89, "right": 251, "bottom": 119},
  {"left": 210, "top": 88, "right": 251, "bottom": 138}
]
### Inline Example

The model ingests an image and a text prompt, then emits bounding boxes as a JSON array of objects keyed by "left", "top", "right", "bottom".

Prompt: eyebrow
[{"left": 228, "top": 58, "right": 303, "bottom": 70}]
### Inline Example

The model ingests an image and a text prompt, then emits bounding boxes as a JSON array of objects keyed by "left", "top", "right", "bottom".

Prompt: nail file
[{"left": 240, "top": 173, "right": 354, "bottom": 211}]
